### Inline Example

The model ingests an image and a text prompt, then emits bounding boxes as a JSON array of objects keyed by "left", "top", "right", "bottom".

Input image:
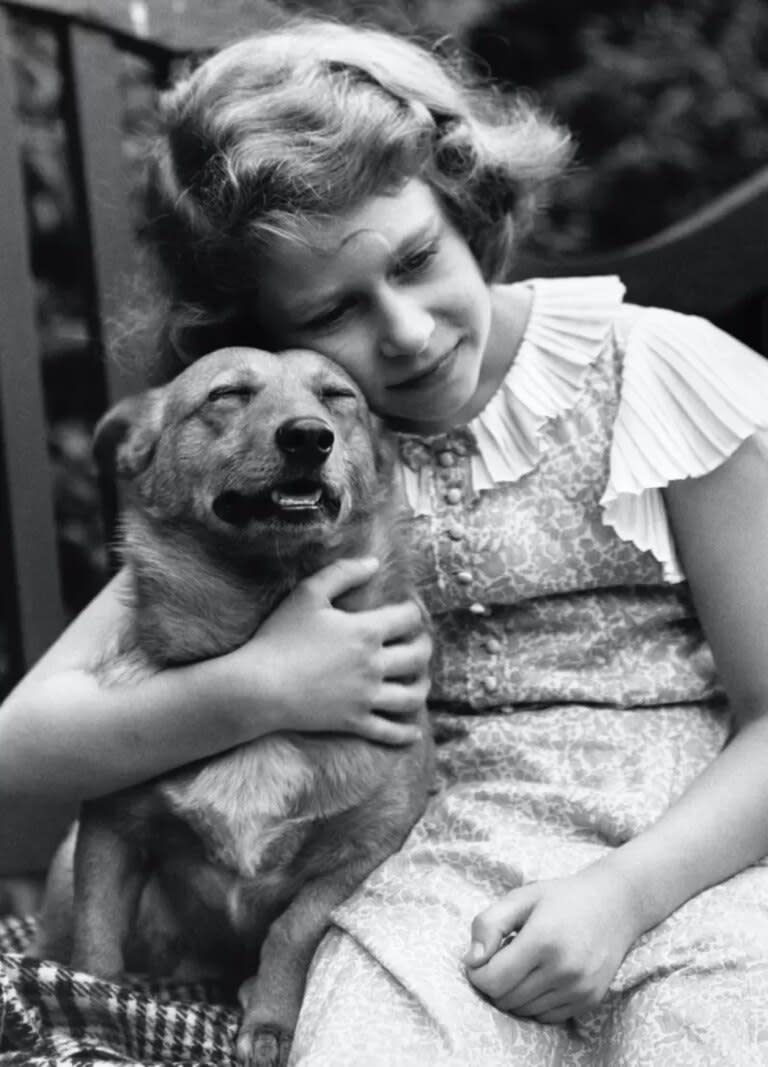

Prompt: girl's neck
[{"left": 469, "top": 281, "right": 534, "bottom": 418}]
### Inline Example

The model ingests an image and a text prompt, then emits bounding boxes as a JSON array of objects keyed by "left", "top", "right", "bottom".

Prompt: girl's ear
[{"left": 92, "top": 390, "right": 165, "bottom": 480}]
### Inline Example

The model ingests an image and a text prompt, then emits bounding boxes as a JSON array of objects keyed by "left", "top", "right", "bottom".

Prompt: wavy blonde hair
[{"left": 140, "top": 18, "right": 572, "bottom": 381}]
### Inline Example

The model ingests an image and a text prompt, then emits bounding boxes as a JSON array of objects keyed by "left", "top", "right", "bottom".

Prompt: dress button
[
  {"left": 469, "top": 602, "right": 488, "bottom": 616},
  {"left": 445, "top": 487, "right": 462, "bottom": 504},
  {"left": 446, "top": 525, "right": 464, "bottom": 541},
  {"left": 438, "top": 451, "right": 455, "bottom": 467},
  {"left": 456, "top": 570, "right": 472, "bottom": 585},
  {"left": 482, "top": 676, "right": 498, "bottom": 692},
  {"left": 485, "top": 637, "right": 502, "bottom": 654}
]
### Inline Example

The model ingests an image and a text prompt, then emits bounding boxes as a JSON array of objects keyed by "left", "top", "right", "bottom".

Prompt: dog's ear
[{"left": 92, "top": 390, "right": 164, "bottom": 480}]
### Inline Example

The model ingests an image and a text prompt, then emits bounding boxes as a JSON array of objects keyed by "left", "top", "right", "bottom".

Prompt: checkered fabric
[{"left": 0, "top": 916, "right": 241, "bottom": 1066}]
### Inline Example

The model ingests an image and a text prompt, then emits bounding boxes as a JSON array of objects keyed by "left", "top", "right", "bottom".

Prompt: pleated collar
[{"left": 396, "top": 276, "right": 627, "bottom": 516}]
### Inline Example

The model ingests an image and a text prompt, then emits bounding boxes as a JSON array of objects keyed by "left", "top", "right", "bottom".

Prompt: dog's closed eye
[
  {"left": 208, "top": 385, "right": 252, "bottom": 404},
  {"left": 321, "top": 387, "right": 356, "bottom": 401}
]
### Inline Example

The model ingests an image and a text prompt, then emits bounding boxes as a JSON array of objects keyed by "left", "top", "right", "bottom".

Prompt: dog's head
[{"left": 94, "top": 346, "right": 395, "bottom": 560}]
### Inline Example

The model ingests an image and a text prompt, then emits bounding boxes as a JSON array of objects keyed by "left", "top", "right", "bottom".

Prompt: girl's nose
[{"left": 378, "top": 293, "right": 435, "bottom": 359}]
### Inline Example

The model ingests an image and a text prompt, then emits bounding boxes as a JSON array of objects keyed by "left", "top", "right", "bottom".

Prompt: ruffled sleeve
[
  {"left": 469, "top": 276, "right": 627, "bottom": 492},
  {"left": 600, "top": 308, "right": 768, "bottom": 582}
]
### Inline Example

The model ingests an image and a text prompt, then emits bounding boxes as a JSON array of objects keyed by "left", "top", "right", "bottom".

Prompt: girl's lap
[
  {"left": 293, "top": 851, "right": 768, "bottom": 1066},
  {"left": 292, "top": 703, "right": 768, "bottom": 1065}
]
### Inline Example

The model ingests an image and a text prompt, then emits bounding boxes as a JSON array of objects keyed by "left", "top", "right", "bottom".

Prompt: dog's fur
[{"left": 35, "top": 347, "right": 434, "bottom": 1067}]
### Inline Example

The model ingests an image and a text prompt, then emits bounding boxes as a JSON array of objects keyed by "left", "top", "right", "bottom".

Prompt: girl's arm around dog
[{"left": 0, "top": 556, "right": 430, "bottom": 875}]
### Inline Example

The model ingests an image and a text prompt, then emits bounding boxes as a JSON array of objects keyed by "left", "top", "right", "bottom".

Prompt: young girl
[{"left": 4, "top": 16, "right": 768, "bottom": 1066}]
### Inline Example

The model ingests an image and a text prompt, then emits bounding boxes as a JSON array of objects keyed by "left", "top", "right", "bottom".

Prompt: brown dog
[{"left": 36, "top": 346, "right": 433, "bottom": 1067}]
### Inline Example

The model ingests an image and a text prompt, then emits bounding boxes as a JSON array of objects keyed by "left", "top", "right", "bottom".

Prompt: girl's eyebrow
[{"left": 289, "top": 218, "right": 440, "bottom": 319}]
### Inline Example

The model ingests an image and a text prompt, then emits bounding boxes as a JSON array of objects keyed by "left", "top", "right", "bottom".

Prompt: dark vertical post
[
  {"left": 61, "top": 22, "right": 149, "bottom": 554},
  {"left": 62, "top": 21, "right": 146, "bottom": 406},
  {"left": 0, "top": 8, "right": 66, "bottom": 684}
]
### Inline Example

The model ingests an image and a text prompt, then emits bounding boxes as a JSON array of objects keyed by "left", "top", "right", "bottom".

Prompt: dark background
[{"left": 4, "top": 0, "right": 768, "bottom": 689}]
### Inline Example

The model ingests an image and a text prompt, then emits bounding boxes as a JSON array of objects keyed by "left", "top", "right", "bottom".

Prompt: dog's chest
[{"left": 156, "top": 736, "right": 320, "bottom": 878}]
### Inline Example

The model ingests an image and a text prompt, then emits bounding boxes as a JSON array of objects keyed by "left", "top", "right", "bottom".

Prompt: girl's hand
[
  {"left": 464, "top": 865, "right": 641, "bottom": 1023},
  {"left": 226, "top": 557, "right": 431, "bottom": 746}
]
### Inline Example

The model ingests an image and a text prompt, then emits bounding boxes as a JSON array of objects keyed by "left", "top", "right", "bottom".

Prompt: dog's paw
[{"left": 236, "top": 1022, "right": 292, "bottom": 1067}]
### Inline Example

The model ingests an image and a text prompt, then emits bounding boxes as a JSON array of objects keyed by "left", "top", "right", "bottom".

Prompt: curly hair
[{"left": 139, "top": 17, "right": 572, "bottom": 382}]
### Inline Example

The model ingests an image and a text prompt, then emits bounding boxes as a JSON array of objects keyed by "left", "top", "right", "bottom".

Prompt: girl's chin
[
  {"left": 381, "top": 354, "right": 482, "bottom": 432},
  {"left": 380, "top": 390, "right": 476, "bottom": 435}
]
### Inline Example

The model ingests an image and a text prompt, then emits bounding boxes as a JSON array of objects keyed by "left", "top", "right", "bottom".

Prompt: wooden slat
[
  {"left": 62, "top": 21, "right": 146, "bottom": 405},
  {"left": 0, "top": 9, "right": 66, "bottom": 681},
  {"left": 4, "top": 0, "right": 284, "bottom": 56},
  {"left": 514, "top": 165, "right": 768, "bottom": 326}
]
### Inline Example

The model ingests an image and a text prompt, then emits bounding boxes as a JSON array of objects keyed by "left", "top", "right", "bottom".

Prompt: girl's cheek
[{"left": 329, "top": 334, "right": 374, "bottom": 375}]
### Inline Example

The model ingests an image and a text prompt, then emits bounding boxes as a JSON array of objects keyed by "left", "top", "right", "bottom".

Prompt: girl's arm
[
  {"left": 0, "top": 557, "right": 429, "bottom": 875},
  {"left": 467, "top": 433, "right": 768, "bottom": 1021},
  {"left": 599, "top": 431, "right": 768, "bottom": 922}
]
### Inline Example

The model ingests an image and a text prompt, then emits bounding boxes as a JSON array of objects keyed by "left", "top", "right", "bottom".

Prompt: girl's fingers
[
  {"left": 465, "top": 884, "right": 541, "bottom": 970},
  {"left": 379, "top": 632, "right": 432, "bottom": 679},
  {"left": 303, "top": 557, "right": 380, "bottom": 602},
  {"left": 362, "top": 714, "right": 423, "bottom": 747},
  {"left": 467, "top": 936, "right": 543, "bottom": 1001},
  {"left": 374, "top": 600, "right": 426, "bottom": 642},
  {"left": 494, "top": 966, "right": 551, "bottom": 1013},
  {"left": 502, "top": 987, "right": 570, "bottom": 1018},
  {"left": 373, "top": 680, "right": 430, "bottom": 716}
]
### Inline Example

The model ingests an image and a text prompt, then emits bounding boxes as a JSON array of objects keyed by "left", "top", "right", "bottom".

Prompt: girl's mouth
[{"left": 388, "top": 343, "right": 459, "bottom": 392}]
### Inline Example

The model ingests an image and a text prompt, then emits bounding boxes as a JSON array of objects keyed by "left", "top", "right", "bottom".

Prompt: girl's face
[{"left": 251, "top": 180, "right": 493, "bottom": 433}]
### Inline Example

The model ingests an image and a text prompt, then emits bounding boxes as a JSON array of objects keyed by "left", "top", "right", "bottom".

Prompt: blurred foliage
[
  {"left": 464, "top": 0, "right": 768, "bottom": 252},
  {"left": 2, "top": 0, "right": 767, "bottom": 688}
]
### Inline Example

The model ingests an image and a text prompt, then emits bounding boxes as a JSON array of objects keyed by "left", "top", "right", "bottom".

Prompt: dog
[{"left": 34, "top": 346, "right": 434, "bottom": 1067}]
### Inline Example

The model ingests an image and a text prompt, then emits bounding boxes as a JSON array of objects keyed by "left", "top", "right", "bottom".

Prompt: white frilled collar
[
  {"left": 395, "top": 275, "right": 627, "bottom": 517},
  {"left": 397, "top": 276, "right": 768, "bottom": 586}
]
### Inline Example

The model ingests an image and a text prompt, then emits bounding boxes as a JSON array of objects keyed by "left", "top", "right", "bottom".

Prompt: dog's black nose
[{"left": 275, "top": 417, "right": 335, "bottom": 464}]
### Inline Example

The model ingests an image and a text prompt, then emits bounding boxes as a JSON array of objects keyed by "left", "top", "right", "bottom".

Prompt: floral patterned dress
[{"left": 290, "top": 277, "right": 768, "bottom": 1066}]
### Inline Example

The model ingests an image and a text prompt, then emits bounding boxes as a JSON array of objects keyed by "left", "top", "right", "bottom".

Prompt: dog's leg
[
  {"left": 70, "top": 805, "right": 144, "bottom": 978},
  {"left": 236, "top": 861, "right": 375, "bottom": 1067},
  {"left": 28, "top": 823, "right": 77, "bottom": 961}
]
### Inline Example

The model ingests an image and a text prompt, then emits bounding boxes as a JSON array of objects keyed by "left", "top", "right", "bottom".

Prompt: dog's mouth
[{"left": 212, "top": 478, "right": 341, "bottom": 528}]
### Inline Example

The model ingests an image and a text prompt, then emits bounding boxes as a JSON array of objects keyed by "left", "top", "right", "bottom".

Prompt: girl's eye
[
  {"left": 308, "top": 300, "right": 355, "bottom": 331},
  {"left": 395, "top": 242, "right": 438, "bottom": 278}
]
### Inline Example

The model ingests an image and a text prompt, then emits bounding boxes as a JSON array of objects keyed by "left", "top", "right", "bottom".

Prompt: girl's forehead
[
  {"left": 274, "top": 179, "right": 441, "bottom": 264},
  {"left": 259, "top": 179, "right": 443, "bottom": 305}
]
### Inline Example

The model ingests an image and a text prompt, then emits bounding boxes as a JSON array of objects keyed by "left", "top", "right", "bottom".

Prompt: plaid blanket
[{"left": 0, "top": 916, "right": 242, "bottom": 1066}]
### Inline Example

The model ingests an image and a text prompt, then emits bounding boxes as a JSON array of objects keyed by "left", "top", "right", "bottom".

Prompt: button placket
[{"left": 434, "top": 438, "right": 477, "bottom": 606}]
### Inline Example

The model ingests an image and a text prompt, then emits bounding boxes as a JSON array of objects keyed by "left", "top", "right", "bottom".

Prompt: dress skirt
[{"left": 291, "top": 703, "right": 768, "bottom": 1066}]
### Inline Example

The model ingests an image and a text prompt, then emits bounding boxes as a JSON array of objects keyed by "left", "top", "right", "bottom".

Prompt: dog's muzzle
[{"left": 212, "top": 417, "right": 343, "bottom": 528}]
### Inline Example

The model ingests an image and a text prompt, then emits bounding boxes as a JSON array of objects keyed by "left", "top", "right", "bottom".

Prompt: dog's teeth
[{"left": 271, "top": 488, "right": 323, "bottom": 509}]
